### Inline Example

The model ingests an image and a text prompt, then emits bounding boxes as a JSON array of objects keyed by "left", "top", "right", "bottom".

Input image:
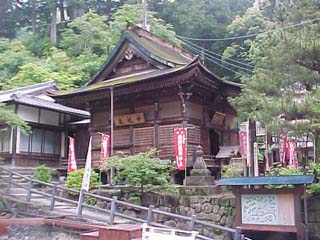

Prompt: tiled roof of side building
[
  {"left": 0, "top": 81, "right": 57, "bottom": 102},
  {"left": 13, "top": 95, "right": 90, "bottom": 118}
]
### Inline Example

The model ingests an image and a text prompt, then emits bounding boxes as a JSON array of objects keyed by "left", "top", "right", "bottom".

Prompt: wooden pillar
[
  {"left": 294, "top": 185, "right": 304, "bottom": 240},
  {"left": 11, "top": 103, "right": 19, "bottom": 166},
  {"left": 110, "top": 87, "right": 114, "bottom": 184},
  {"left": 154, "top": 102, "right": 159, "bottom": 151}
]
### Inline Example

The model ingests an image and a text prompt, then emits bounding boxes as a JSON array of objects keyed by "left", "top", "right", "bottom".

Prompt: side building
[
  {"left": 0, "top": 81, "right": 90, "bottom": 167},
  {"left": 51, "top": 25, "right": 242, "bottom": 178}
]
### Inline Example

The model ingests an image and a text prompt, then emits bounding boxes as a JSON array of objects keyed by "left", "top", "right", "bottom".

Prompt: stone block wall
[
  {"left": 95, "top": 187, "right": 236, "bottom": 240},
  {"left": 306, "top": 195, "right": 320, "bottom": 239}
]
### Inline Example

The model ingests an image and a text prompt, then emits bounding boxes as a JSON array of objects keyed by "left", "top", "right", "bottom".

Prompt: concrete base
[{"left": 184, "top": 176, "right": 215, "bottom": 186}]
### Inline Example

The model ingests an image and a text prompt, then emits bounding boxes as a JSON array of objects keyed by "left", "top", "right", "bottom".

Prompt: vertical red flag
[
  {"left": 100, "top": 134, "right": 110, "bottom": 167},
  {"left": 288, "top": 140, "right": 298, "bottom": 168},
  {"left": 279, "top": 130, "right": 287, "bottom": 165},
  {"left": 239, "top": 131, "right": 247, "bottom": 158},
  {"left": 68, "top": 137, "right": 77, "bottom": 172},
  {"left": 174, "top": 128, "right": 187, "bottom": 171}
]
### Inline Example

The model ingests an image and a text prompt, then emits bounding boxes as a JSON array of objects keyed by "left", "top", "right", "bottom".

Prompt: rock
[
  {"left": 229, "top": 198, "right": 236, "bottom": 207},
  {"left": 213, "top": 205, "right": 220, "bottom": 214},
  {"left": 219, "top": 206, "right": 225, "bottom": 216},
  {"left": 226, "top": 216, "right": 234, "bottom": 227},
  {"left": 202, "top": 203, "right": 213, "bottom": 213},
  {"left": 123, "top": 209, "right": 137, "bottom": 218},
  {"left": 164, "top": 220, "right": 176, "bottom": 227},
  {"left": 220, "top": 216, "right": 227, "bottom": 225},
  {"left": 191, "top": 204, "right": 202, "bottom": 213}
]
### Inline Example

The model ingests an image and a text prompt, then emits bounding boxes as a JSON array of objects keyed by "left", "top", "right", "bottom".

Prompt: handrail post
[
  {"left": 50, "top": 182, "right": 58, "bottom": 211},
  {"left": 234, "top": 227, "right": 242, "bottom": 240},
  {"left": 6, "top": 168, "right": 12, "bottom": 195},
  {"left": 109, "top": 196, "right": 117, "bottom": 225},
  {"left": 189, "top": 214, "right": 197, "bottom": 231},
  {"left": 26, "top": 178, "right": 32, "bottom": 202},
  {"left": 76, "top": 189, "right": 85, "bottom": 216},
  {"left": 147, "top": 205, "right": 155, "bottom": 225}
]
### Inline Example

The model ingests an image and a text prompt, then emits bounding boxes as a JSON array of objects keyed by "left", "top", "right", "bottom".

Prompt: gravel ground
[{"left": 6, "top": 225, "right": 81, "bottom": 240}]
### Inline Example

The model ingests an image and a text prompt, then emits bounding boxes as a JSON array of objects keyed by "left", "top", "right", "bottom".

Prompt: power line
[
  {"left": 157, "top": 24, "right": 255, "bottom": 71},
  {"left": 184, "top": 43, "right": 240, "bottom": 74},
  {"left": 181, "top": 39, "right": 253, "bottom": 73},
  {"left": 176, "top": 17, "right": 320, "bottom": 41},
  {"left": 178, "top": 36, "right": 254, "bottom": 69}
]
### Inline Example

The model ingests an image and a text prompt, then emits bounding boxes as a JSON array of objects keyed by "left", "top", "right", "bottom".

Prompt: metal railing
[{"left": 0, "top": 166, "right": 244, "bottom": 240}]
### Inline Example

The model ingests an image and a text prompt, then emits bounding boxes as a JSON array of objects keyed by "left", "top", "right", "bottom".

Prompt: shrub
[
  {"left": 267, "top": 163, "right": 320, "bottom": 194},
  {"left": 34, "top": 165, "right": 52, "bottom": 183},
  {"left": 66, "top": 168, "right": 99, "bottom": 191},
  {"left": 221, "top": 165, "right": 242, "bottom": 178},
  {"left": 106, "top": 149, "right": 176, "bottom": 204}
]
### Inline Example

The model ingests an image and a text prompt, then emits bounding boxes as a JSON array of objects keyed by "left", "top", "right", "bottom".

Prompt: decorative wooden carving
[{"left": 124, "top": 49, "right": 135, "bottom": 60}]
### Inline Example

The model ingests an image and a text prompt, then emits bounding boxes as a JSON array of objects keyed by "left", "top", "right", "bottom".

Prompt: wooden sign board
[
  {"left": 114, "top": 113, "right": 145, "bottom": 127},
  {"left": 211, "top": 112, "right": 225, "bottom": 126},
  {"left": 241, "top": 193, "right": 295, "bottom": 226}
]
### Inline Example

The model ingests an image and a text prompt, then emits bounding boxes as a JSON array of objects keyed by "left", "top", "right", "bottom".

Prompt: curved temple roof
[{"left": 50, "top": 24, "right": 242, "bottom": 98}]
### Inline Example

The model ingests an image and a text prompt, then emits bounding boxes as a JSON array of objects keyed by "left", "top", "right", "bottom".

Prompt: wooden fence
[{"left": 0, "top": 166, "right": 245, "bottom": 240}]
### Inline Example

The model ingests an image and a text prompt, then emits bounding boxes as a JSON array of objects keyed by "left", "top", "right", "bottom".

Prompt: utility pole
[{"left": 141, "top": 0, "right": 147, "bottom": 30}]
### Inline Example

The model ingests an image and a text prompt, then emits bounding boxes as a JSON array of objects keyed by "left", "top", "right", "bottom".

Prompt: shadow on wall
[{"left": 244, "top": 231, "right": 298, "bottom": 240}]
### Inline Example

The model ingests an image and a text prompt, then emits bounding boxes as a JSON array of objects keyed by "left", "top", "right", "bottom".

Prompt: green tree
[
  {"left": 0, "top": 105, "right": 30, "bottom": 134},
  {"left": 106, "top": 149, "right": 175, "bottom": 204},
  {"left": 231, "top": 0, "right": 320, "bottom": 161}
]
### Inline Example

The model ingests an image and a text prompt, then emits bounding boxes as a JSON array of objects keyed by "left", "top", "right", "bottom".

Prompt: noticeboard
[{"left": 241, "top": 194, "right": 295, "bottom": 226}]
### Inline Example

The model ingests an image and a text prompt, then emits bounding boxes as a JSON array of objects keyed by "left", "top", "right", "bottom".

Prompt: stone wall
[
  {"left": 95, "top": 187, "right": 236, "bottom": 240},
  {"left": 306, "top": 195, "right": 320, "bottom": 239}
]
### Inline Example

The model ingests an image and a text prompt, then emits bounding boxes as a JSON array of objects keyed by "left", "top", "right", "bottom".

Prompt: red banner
[
  {"left": 100, "top": 134, "right": 110, "bottom": 167},
  {"left": 174, "top": 128, "right": 187, "bottom": 171},
  {"left": 68, "top": 137, "right": 77, "bottom": 172},
  {"left": 288, "top": 140, "right": 298, "bottom": 168},
  {"left": 239, "top": 131, "right": 247, "bottom": 158},
  {"left": 279, "top": 130, "right": 287, "bottom": 165}
]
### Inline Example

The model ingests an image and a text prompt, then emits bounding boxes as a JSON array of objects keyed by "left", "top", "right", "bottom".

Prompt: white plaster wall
[{"left": 17, "top": 105, "right": 39, "bottom": 123}]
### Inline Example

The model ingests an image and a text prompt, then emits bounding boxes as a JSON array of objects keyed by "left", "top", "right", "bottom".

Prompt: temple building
[{"left": 51, "top": 24, "right": 242, "bottom": 177}]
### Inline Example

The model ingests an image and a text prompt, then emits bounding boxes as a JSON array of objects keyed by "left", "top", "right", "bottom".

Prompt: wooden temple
[{"left": 52, "top": 24, "right": 242, "bottom": 178}]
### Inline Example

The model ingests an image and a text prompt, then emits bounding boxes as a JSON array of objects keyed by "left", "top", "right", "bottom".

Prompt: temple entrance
[{"left": 209, "top": 129, "right": 220, "bottom": 156}]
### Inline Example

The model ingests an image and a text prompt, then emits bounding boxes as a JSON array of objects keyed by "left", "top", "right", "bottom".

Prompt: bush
[
  {"left": 105, "top": 149, "right": 176, "bottom": 204},
  {"left": 221, "top": 165, "right": 242, "bottom": 178},
  {"left": 66, "top": 168, "right": 99, "bottom": 192},
  {"left": 34, "top": 165, "right": 52, "bottom": 183},
  {"left": 267, "top": 163, "right": 320, "bottom": 194}
]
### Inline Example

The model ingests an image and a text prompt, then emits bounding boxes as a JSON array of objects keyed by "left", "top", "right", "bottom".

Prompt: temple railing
[{"left": 0, "top": 165, "right": 245, "bottom": 240}]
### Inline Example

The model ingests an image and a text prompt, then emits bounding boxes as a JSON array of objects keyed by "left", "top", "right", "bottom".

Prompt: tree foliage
[{"left": 105, "top": 149, "right": 175, "bottom": 204}]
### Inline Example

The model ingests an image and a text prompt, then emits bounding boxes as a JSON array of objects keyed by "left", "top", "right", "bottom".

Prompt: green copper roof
[{"left": 126, "top": 31, "right": 192, "bottom": 65}]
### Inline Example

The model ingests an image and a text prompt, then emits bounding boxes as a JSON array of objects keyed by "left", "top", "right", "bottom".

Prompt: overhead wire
[
  {"left": 175, "top": 17, "right": 320, "bottom": 41},
  {"left": 181, "top": 39, "right": 253, "bottom": 73},
  {"left": 183, "top": 43, "right": 239, "bottom": 74},
  {"left": 157, "top": 24, "right": 254, "bottom": 73},
  {"left": 178, "top": 36, "right": 254, "bottom": 69}
]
